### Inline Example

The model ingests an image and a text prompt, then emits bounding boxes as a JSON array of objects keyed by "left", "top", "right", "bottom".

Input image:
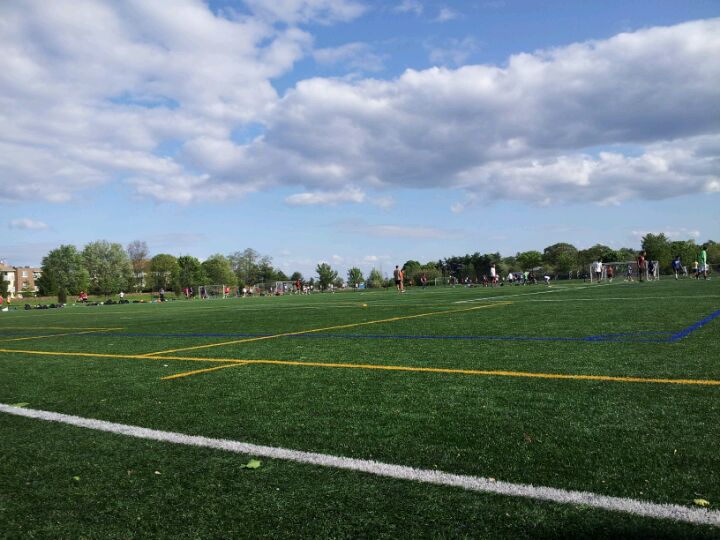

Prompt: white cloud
[
  {"left": 435, "top": 7, "right": 459, "bottom": 22},
  {"left": 1, "top": 8, "right": 719, "bottom": 209},
  {"left": 8, "top": 218, "right": 48, "bottom": 230},
  {"left": 244, "top": 0, "right": 366, "bottom": 24},
  {"left": 427, "top": 37, "right": 480, "bottom": 66},
  {"left": 314, "top": 42, "right": 386, "bottom": 72},
  {"left": 394, "top": 0, "right": 423, "bottom": 15},
  {"left": 631, "top": 228, "right": 701, "bottom": 241},
  {"left": 285, "top": 186, "right": 366, "bottom": 206}
]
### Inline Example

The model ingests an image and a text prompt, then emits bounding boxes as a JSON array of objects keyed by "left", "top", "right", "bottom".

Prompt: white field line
[{"left": 2, "top": 403, "right": 718, "bottom": 528}]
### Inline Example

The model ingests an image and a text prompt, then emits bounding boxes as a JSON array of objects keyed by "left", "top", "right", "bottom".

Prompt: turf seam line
[{"left": 1, "top": 404, "right": 718, "bottom": 528}]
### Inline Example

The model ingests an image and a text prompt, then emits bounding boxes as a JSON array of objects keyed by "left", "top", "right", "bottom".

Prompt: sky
[{"left": 1, "top": 0, "right": 719, "bottom": 279}]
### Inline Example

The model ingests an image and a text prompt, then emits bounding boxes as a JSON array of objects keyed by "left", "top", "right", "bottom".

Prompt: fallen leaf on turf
[
  {"left": 694, "top": 499, "right": 710, "bottom": 507},
  {"left": 73, "top": 476, "right": 80, "bottom": 481},
  {"left": 10, "top": 402, "right": 29, "bottom": 408},
  {"left": 240, "top": 459, "right": 262, "bottom": 469},
  {"left": 154, "top": 471, "right": 161, "bottom": 475}
]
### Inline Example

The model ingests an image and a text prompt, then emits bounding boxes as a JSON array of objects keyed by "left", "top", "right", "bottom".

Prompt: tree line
[{"left": 27, "top": 234, "right": 718, "bottom": 301}]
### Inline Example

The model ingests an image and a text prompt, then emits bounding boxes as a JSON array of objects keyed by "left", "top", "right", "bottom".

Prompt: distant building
[{"left": 0, "top": 264, "right": 42, "bottom": 297}]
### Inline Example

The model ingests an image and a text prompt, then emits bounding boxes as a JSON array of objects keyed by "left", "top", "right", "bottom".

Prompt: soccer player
[
  {"left": 593, "top": 260, "right": 602, "bottom": 282},
  {"left": 699, "top": 245, "right": 709, "bottom": 280},
  {"left": 490, "top": 263, "right": 497, "bottom": 287},
  {"left": 672, "top": 256, "right": 683, "bottom": 279},
  {"left": 636, "top": 251, "right": 646, "bottom": 282},
  {"left": 393, "top": 265, "right": 401, "bottom": 292},
  {"left": 625, "top": 263, "right": 634, "bottom": 282},
  {"left": 606, "top": 265, "right": 614, "bottom": 283}
]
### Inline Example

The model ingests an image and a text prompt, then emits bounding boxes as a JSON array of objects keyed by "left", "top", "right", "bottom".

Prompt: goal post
[{"left": 434, "top": 277, "right": 455, "bottom": 287}]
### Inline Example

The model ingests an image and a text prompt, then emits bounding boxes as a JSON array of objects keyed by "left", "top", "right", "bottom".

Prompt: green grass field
[{"left": 2, "top": 279, "right": 720, "bottom": 538}]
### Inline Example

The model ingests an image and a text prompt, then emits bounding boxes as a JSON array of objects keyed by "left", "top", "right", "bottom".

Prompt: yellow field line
[
  {"left": 0, "top": 348, "right": 236, "bottom": 364},
  {"left": 1, "top": 346, "right": 719, "bottom": 386},
  {"left": 161, "top": 363, "right": 246, "bottom": 380},
  {"left": 140, "top": 302, "right": 513, "bottom": 357},
  {"left": 0, "top": 326, "right": 119, "bottom": 331},
  {"left": 0, "top": 328, "right": 123, "bottom": 343}
]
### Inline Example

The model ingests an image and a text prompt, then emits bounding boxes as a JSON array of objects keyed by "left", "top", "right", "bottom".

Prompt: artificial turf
[{"left": 1, "top": 279, "right": 719, "bottom": 538}]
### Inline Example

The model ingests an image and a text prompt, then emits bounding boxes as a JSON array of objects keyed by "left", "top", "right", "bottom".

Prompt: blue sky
[{"left": 2, "top": 0, "right": 719, "bottom": 279}]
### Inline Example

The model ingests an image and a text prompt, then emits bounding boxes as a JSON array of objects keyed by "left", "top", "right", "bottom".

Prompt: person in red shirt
[{"left": 636, "top": 251, "right": 646, "bottom": 282}]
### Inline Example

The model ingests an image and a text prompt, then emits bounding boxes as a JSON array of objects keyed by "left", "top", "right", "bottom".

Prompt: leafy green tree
[
  {"left": 0, "top": 277, "right": 9, "bottom": 300},
  {"left": 615, "top": 247, "right": 637, "bottom": 262},
  {"left": 578, "top": 244, "right": 617, "bottom": 268},
  {"left": 669, "top": 240, "right": 697, "bottom": 271},
  {"left": 367, "top": 268, "right": 384, "bottom": 288},
  {"left": 201, "top": 254, "right": 236, "bottom": 285},
  {"left": 516, "top": 250, "right": 543, "bottom": 270},
  {"left": 704, "top": 240, "right": 719, "bottom": 264},
  {"left": 82, "top": 240, "right": 133, "bottom": 296},
  {"left": 178, "top": 256, "right": 205, "bottom": 289},
  {"left": 149, "top": 254, "right": 180, "bottom": 291},
  {"left": 543, "top": 243, "right": 578, "bottom": 273},
  {"left": 126, "top": 240, "right": 149, "bottom": 291},
  {"left": 347, "top": 267, "right": 364, "bottom": 287},
  {"left": 502, "top": 256, "right": 518, "bottom": 272},
  {"left": 229, "top": 248, "right": 272, "bottom": 284},
  {"left": 641, "top": 233, "right": 672, "bottom": 272},
  {"left": 290, "top": 272, "right": 304, "bottom": 283},
  {"left": 256, "top": 259, "right": 277, "bottom": 284},
  {"left": 316, "top": 262, "right": 338, "bottom": 291},
  {"left": 37, "top": 244, "right": 89, "bottom": 300}
]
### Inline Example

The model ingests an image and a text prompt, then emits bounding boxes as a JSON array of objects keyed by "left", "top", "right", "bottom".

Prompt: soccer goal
[
  {"left": 434, "top": 276, "right": 455, "bottom": 287},
  {"left": 273, "top": 281, "right": 295, "bottom": 294},
  {"left": 590, "top": 261, "right": 660, "bottom": 283},
  {"left": 196, "top": 284, "right": 231, "bottom": 299}
]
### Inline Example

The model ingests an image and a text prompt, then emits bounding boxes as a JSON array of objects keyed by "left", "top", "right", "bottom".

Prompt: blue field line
[
  {"left": 669, "top": 308, "right": 720, "bottom": 341},
  {"left": 12, "top": 310, "right": 717, "bottom": 344}
]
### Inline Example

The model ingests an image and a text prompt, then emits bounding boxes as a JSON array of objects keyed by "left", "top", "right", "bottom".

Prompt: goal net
[
  {"left": 196, "top": 284, "right": 232, "bottom": 299},
  {"left": 273, "top": 281, "right": 295, "bottom": 294},
  {"left": 590, "top": 261, "right": 660, "bottom": 282},
  {"left": 434, "top": 276, "right": 455, "bottom": 287}
]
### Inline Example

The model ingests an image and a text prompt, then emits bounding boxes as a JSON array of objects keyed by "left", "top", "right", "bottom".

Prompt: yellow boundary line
[
  {"left": 140, "top": 302, "right": 513, "bottom": 357},
  {"left": 161, "top": 363, "right": 246, "bottom": 380},
  {"left": 1, "top": 347, "right": 719, "bottom": 386},
  {"left": 0, "top": 326, "right": 119, "bottom": 331},
  {"left": 0, "top": 328, "right": 123, "bottom": 343}
]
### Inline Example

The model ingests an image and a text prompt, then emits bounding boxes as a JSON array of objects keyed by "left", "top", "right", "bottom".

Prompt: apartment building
[{"left": 0, "top": 264, "right": 42, "bottom": 297}]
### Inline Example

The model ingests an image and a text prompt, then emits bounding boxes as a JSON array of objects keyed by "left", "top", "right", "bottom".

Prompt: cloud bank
[{"left": 1, "top": 2, "right": 718, "bottom": 208}]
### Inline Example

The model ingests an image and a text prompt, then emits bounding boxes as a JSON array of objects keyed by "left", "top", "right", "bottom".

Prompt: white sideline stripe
[{"left": 2, "top": 404, "right": 718, "bottom": 528}]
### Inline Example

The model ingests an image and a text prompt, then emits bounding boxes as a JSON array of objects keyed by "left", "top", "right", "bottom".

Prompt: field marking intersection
[{"left": 138, "top": 301, "right": 513, "bottom": 358}]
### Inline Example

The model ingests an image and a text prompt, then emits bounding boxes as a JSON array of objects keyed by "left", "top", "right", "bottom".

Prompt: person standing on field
[
  {"left": 636, "top": 251, "right": 647, "bottom": 282},
  {"left": 699, "top": 246, "right": 709, "bottom": 280}
]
